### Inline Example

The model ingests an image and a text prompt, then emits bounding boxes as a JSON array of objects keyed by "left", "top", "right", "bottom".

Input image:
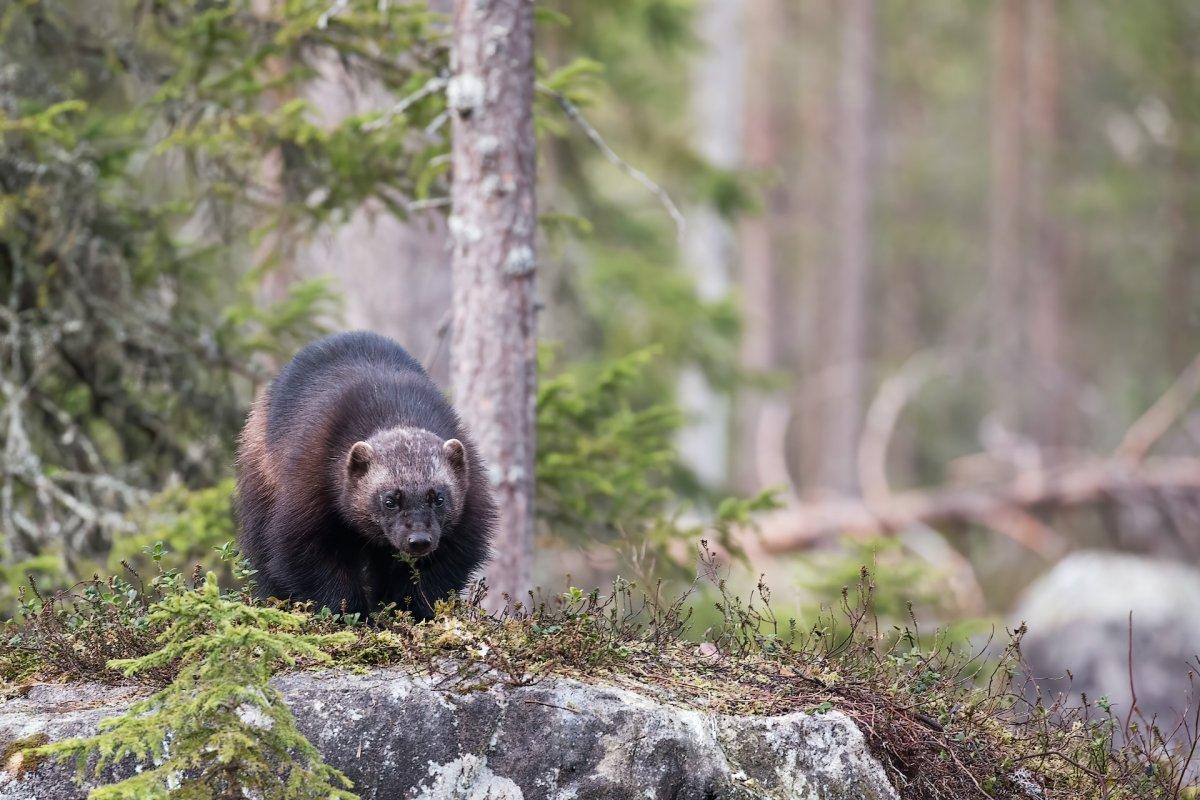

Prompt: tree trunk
[
  {"left": 257, "top": 0, "right": 455, "bottom": 382},
  {"left": 817, "top": 0, "right": 876, "bottom": 495},
  {"left": 988, "top": 0, "right": 1027, "bottom": 432},
  {"left": 1024, "top": 0, "right": 1074, "bottom": 449},
  {"left": 251, "top": 0, "right": 297, "bottom": 306},
  {"left": 449, "top": 0, "right": 538, "bottom": 610},
  {"left": 790, "top": 0, "right": 837, "bottom": 494},
  {"left": 1163, "top": 1, "right": 1200, "bottom": 374},
  {"left": 989, "top": 0, "right": 1077, "bottom": 449},
  {"left": 735, "top": 0, "right": 789, "bottom": 493},
  {"left": 680, "top": 0, "right": 744, "bottom": 488}
]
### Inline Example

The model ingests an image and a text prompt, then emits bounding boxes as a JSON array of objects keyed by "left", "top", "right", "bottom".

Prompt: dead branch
[
  {"left": 856, "top": 352, "right": 948, "bottom": 505},
  {"left": 756, "top": 457, "right": 1200, "bottom": 554},
  {"left": 537, "top": 84, "right": 687, "bottom": 244},
  {"left": 758, "top": 349, "right": 1200, "bottom": 555},
  {"left": 1117, "top": 350, "right": 1200, "bottom": 462}
]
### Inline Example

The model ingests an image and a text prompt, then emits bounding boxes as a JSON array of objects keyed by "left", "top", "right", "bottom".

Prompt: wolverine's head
[{"left": 340, "top": 426, "right": 469, "bottom": 557}]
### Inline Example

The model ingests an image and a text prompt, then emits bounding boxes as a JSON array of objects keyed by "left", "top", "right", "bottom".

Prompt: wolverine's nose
[{"left": 406, "top": 532, "right": 433, "bottom": 555}]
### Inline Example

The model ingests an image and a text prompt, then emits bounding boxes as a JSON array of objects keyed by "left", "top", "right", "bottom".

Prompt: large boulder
[
  {"left": 1014, "top": 549, "right": 1200, "bottom": 731},
  {"left": 1, "top": 668, "right": 899, "bottom": 800}
]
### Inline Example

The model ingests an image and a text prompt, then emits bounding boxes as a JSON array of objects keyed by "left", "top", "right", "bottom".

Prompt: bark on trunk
[{"left": 449, "top": 0, "right": 538, "bottom": 609}]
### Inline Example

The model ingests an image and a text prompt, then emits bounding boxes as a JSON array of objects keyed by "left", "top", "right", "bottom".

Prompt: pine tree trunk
[
  {"left": 1025, "top": 0, "right": 1074, "bottom": 448},
  {"left": 988, "top": 0, "right": 1027, "bottom": 432},
  {"left": 735, "top": 0, "right": 788, "bottom": 493},
  {"left": 818, "top": 0, "right": 876, "bottom": 495},
  {"left": 1163, "top": 3, "right": 1200, "bottom": 373},
  {"left": 791, "top": 0, "right": 838, "bottom": 494},
  {"left": 678, "top": 0, "right": 743, "bottom": 489},
  {"left": 448, "top": 0, "right": 538, "bottom": 610}
]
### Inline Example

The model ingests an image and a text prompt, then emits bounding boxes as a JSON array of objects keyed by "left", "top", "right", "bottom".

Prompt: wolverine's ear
[
  {"left": 443, "top": 438, "right": 466, "bottom": 475},
  {"left": 347, "top": 441, "right": 374, "bottom": 479}
]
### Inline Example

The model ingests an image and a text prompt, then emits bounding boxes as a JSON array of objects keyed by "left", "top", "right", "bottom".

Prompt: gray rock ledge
[{"left": 1, "top": 668, "right": 899, "bottom": 799}]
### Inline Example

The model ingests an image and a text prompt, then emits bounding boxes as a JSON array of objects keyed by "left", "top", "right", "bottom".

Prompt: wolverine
[{"left": 235, "top": 331, "right": 495, "bottom": 619}]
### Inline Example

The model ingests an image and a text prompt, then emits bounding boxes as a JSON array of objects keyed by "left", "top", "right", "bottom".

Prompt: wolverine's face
[{"left": 341, "top": 427, "right": 469, "bottom": 557}]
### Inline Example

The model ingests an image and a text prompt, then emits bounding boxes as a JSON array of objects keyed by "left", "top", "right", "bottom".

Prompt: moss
[
  {"left": 0, "top": 642, "right": 40, "bottom": 685},
  {"left": 2, "top": 733, "right": 49, "bottom": 777}
]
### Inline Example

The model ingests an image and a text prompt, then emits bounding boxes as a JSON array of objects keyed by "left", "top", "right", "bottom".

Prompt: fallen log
[{"left": 756, "top": 457, "right": 1200, "bottom": 554}]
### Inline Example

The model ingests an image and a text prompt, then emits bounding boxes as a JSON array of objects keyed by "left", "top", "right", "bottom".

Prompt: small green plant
[
  {"left": 109, "top": 481, "right": 238, "bottom": 581},
  {"left": 536, "top": 346, "right": 778, "bottom": 578},
  {"left": 36, "top": 573, "right": 356, "bottom": 800}
]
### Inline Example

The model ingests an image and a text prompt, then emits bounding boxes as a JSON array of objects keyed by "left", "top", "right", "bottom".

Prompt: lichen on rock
[{"left": 1, "top": 670, "right": 899, "bottom": 800}]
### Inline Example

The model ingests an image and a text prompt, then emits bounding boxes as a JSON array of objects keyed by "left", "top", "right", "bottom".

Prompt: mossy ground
[
  {"left": 2, "top": 554, "right": 1197, "bottom": 799},
  {"left": 1, "top": 732, "right": 49, "bottom": 778}
]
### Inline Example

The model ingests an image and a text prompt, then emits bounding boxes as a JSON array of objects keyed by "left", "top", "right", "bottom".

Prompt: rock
[
  {"left": 1014, "top": 549, "right": 1200, "bottom": 734},
  {"left": 0, "top": 669, "right": 899, "bottom": 800}
]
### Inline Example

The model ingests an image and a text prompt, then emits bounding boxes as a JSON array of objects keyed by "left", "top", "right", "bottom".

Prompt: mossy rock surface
[{"left": 0, "top": 669, "right": 898, "bottom": 800}]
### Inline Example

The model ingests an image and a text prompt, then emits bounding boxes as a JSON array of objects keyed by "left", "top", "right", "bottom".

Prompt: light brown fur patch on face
[{"left": 341, "top": 426, "right": 468, "bottom": 530}]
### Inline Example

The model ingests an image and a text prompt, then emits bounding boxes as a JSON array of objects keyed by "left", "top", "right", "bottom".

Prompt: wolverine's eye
[
  {"left": 429, "top": 490, "right": 445, "bottom": 507},
  {"left": 382, "top": 493, "right": 398, "bottom": 510}
]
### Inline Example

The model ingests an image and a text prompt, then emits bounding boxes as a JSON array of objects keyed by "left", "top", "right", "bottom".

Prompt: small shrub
[
  {"left": 35, "top": 573, "right": 356, "bottom": 800},
  {"left": 109, "top": 480, "right": 238, "bottom": 582}
]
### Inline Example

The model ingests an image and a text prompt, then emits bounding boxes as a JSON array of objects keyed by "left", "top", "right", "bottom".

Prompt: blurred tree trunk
[
  {"left": 735, "top": 0, "right": 789, "bottom": 492},
  {"left": 790, "top": 0, "right": 837, "bottom": 494},
  {"left": 1025, "top": 0, "right": 1074, "bottom": 448},
  {"left": 814, "top": 0, "right": 876, "bottom": 495},
  {"left": 1163, "top": 2, "right": 1200, "bottom": 373},
  {"left": 990, "top": 0, "right": 1077, "bottom": 449},
  {"left": 251, "top": 0, "right": 297, "bottom": 306},
  {"left": 449, "top": 0, "right": 538, "bottom": 609},
  {"left": 988, "top": 0, "right": 1027, "bottom": 433},
  {"left": 679, "top": 0, "right": 743, "bottom": 488}
]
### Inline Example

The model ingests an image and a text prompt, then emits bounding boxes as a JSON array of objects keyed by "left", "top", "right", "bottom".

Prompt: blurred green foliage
[
  {"left": 537, "top": 0, "right": 749, "bottom": 397},
  {"left": 0, "top": 0, "right": 447, "bottom": 576},
  {"left": 537, "top": 345, "right": 777, "bottom": 579},
  {"left": 1, "top": 0, "right": 756, "bottom": 613},
  {"left": 109, "top": 480, "right": 238, "bottom": 581}
]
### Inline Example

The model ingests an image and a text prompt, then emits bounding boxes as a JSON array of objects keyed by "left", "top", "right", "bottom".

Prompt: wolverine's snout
[
  {"left": 389, "top": 524, "right": 438, "bottom": 557},
  {"left": 405, "top": 531, "right": 434, "bottom": 556}
]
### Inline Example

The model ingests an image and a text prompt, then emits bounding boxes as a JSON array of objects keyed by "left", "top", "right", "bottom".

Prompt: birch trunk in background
[{"left": 449, "top": 0, "right": 538, "bottom": 609}]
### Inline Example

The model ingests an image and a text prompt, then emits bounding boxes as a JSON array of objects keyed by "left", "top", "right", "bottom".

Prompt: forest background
[{"left": 2, "top": 0, "right": 1199, "bottom": 639}]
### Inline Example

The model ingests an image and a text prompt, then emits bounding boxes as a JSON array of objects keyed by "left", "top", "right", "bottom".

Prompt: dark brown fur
[{"left": 235, "top": 332, "right": 495, "bottom": 619}]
